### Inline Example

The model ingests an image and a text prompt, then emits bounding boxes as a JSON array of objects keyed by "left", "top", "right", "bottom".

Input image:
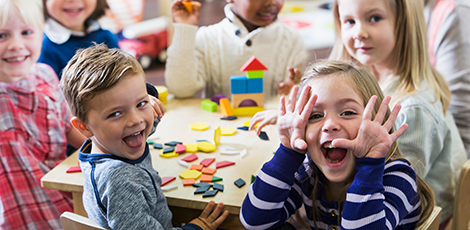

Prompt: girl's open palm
[
  {"left": 332, "top": 96, "right": 408, "bottom": 159},
  {"left": 278, "top": 86, "right": 317, "bottom": 154}
]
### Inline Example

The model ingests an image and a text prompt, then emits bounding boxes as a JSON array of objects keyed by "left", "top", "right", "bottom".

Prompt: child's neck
[
  {"left": 368, "top": 64, "right": 395, "bottom": 87},
  {"left": 324, "top": 180, "right": 349, "bottom": 202}
]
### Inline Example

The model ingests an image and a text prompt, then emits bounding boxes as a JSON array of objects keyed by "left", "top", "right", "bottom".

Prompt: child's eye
[
  {"left": 344, "top": 19, "right": 355, "bottom": 25},
  {"left": 22, "top": 30, "right": 32, "bottom": 35},
  {"left": 309, "top": 113, "right": 323, "bottom": 120},
  {"left": 0, "top": 33, "right": 6, "bottom": 39},
  {"left": 137, "top": 101, "right": 147, "bottom": 108},
  {"left": 370, "top": 16, "right": 382, "bottom": 23},
  {"left": 107, "top": 111, "right": 121, "bottom": 118},
  {"left": 340, "top": 111, "right": 357, "bottom": 116}
]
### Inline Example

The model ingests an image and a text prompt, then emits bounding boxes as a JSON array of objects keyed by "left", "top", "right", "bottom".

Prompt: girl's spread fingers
[
  {"left": 363, "top": 95, "right": 377, "bottom": 121},
  {"left": 287, "top": 86, "right": 299, "bottom": 113},
  {"left": 295, "top": 86, "right": 310, "bottom": 115},
  {"left": 391, "top": 123, "right": 408, "bottom": 141},
  {"left": 279, "top": 96, "right": 286, "bottom": 116},
  {"left": 374, "top": 96, "right": 391, "bottom": 125},
  {"left": 384, "top": 103, "right": 402, "bottom": 131},
  {"left": 301, "top": 93, "right": 317, "bottom": 120}
]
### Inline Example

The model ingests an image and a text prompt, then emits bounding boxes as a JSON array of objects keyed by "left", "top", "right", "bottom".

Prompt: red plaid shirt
[{"left": 0, "top": 63, "right": 73, "bottom": 229}]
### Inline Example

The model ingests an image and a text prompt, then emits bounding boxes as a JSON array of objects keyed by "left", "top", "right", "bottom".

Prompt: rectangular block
[
  {"left": 247, "top": 78, "right": 263, "bottom": 93},
  {"left": 233, "top": 107, "right": 264, "bottom": 117},
  {"left": 231, "top": 93, "right": 264, "bottom": 108},
  {"left": 246, "top": 70, "right": 263, "bottom": 79},
  {"left": 201, "top": 100, "right": 217, "bottom": 112},
  {"left": 230, "top": 76, "right": 247, "bottom": 94}
]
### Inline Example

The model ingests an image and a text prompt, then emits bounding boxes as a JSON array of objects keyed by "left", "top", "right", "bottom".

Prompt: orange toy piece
[
  {"left": 219, "top": 98, "right": 234, "bottom": 117},
  {"left": 181, "top": 0, "right": 201, "bottom": 13},
  {"left": 190, "top": 164, "right": 204, "bottom": 171},
  {"left": 201, "top": 168, "right": 217, "bottom": 175},
  {"left": 183, "top": 178, "right": 196, "bottom": 186}
]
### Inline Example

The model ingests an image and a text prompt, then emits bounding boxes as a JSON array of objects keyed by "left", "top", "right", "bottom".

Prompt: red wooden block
[
  {"left": 240, "top": 55, "right": 268, "bottom": 71},
  {"left": 202, "top": 168, "right": 217, "bottom": 175},
  {"left": 199, "top": 158, "right": 215, "bottom": 167},
  {"left": 216, "top": 161, "right": 235, "bottom": 169},
  {"left": 183, "top": 178, "right": 196, "bottom": 186},
  {"left": 200, "top": 175, "right": 213, "bottom": 182},
  {"left": 161, "top": 176, "right": 176, "bottom": 186},
  {"left": 181, "top": 153, "right": 198, "bottom": 162},
  {"left": 175, "top": 144, "right": 186, "bottom": 153},
  {"left": 66, "top": 166, "right": 81, "bottom": 173},
  {"left": 190, "top": 164, "right": 204, "bottom": 171}
]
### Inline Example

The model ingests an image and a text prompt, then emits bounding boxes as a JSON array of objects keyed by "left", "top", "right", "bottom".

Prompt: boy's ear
[{"left": 71, "top": 117, "right": 94, "bottom": 138}]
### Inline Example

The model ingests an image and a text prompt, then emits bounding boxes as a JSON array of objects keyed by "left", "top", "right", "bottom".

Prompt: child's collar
[{"left": 44, "top": 18, "right": 101, "bottom": 45}]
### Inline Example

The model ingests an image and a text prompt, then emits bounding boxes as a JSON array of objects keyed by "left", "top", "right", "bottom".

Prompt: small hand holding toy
[{"left": 172, "top": 0, "right": 201, "bottom": 25}]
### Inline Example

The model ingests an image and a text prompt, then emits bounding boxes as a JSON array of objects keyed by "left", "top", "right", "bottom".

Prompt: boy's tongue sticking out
[{"left": 123, "top": 131, "right": 144, "bottom": 149}]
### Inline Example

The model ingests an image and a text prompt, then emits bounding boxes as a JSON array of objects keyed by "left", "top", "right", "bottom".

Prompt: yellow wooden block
[
  {"left": 197, "top": 141, "right": 216, "bottom": 152},
  {"left": 233, "top": 107, "right": 264, "bottom": 116},
  {"left": 214, "top": 126, "right": 221, "bottom": 146},
  {"left": 221, "top": 127, "right": 237, "bottom": 136},
  {"left": 243, "top": 120, "right": 259, "bottom": 129},
  {"left": 185, "top": 143, "right": 198, "bottom": 153},
  {"left": 159, "top": 151, "right": 179, "bottom": 158},
  {"left": 190, "top": 122, "right": 209, "bottom": 131},
  {"left": 154, "top": 85, "right": 168, "bottom": 104},
  {"left": 179, "top": 170, "right": 202, "bottom": 179}
]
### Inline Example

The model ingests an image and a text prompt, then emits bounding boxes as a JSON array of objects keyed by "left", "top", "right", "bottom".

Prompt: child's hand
[
  {"left": 189, "top": 201, "right": 229, "bottom": 230},
  {"left": 249, "top": 109, "right": 278, "bottom": 135},
  {"left": 278, "top": 67, "right": 300, "bottom": 96},
  {"left": 332, "top": 96, "right": 408, "bottom": 159},
  {"left": 149, "top": 95, "right": 165, "bottom": 119},
  {"left": 172, "top": 0, "right": 201, "bottom": 25},
  {"left": 278, "top": 85, "right": 317, "bottom": 154}
]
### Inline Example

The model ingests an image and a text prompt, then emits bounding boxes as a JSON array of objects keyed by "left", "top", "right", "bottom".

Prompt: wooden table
[{"left": 41, "top": 98, "right": 280, "bottom": 229}]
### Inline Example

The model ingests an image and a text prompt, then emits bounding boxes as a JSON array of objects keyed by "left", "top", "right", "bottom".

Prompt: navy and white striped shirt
[{"left": 240, "top": 144, "right": 422, "bottom": 230}]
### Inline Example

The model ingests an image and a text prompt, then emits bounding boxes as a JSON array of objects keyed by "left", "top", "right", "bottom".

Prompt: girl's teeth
[
  {"left": 6, "top": 57, "right": 26, "bottom": 62},
  {"left": 323, "top": 143, "right": 334, "bottom": 148}
]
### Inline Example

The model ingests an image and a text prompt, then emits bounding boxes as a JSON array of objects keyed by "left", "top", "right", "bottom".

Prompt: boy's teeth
[
  {"left": 130, "top": 131, "right": 141, "bottom": 136},
  {"left": 6, "top": 57, "right": 26, "bottom": 62}
]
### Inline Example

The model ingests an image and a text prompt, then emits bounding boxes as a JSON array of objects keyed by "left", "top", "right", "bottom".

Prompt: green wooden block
[
  {"left": 251, "top": 175, "right": 256, "bottom": 184},
  {"left": 246, "top": 70, "right": 264, "bottom": 79},
  {"left": 201, "top": 100, "right": 217, "bottom": 112},
  {"left": 211, "top": 176, "right": 223, "bottom": 182}
]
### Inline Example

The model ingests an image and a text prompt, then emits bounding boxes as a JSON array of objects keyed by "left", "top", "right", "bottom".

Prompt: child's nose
[
  {"left": 7, "top": 37, "right": 25, "bottom": 51},
  {"left": 352, "top": 23, "right": 369, "bottom": 40},
  {"left": 127, "top": 111, "right": 144, "bottom": 127},
  {"left": 322, "top": 118, "right": 340, "bottom": 132}
]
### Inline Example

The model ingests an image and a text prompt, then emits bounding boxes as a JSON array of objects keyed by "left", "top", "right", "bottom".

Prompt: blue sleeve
[
  {"left": 341, "top": 158, "right": 421, "bottom": 230},
  {"left": 240, "top": 144, "right": 306, "bottom": 229},
  {"left": 181, "top": 224, "right": 202, "bottom": 230}
]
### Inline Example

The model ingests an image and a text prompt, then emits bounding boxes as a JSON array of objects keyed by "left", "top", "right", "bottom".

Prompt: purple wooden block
[
  {"left": 239, "top": 99, "right": 258, "bottom": 107},
  {"left": 211, "top": 94, "right": 227, "bottom": 105}
]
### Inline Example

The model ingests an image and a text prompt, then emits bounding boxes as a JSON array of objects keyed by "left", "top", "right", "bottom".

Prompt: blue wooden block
[
  {"left": 213, "top": 183, "right": 224, "bottom": 192},
  {"left": 163, "top": 146, "right": 175, "bottom": 153},
  {"left": 247, "top": 78, "right": 263, "bottom": 93},
  {"left": 234, "top": 178, "right": 246, "bottom": 188},
  {"left": 153, "top": 143, "right": 163, "bottom": 149},
  {"left": 165, "top": 141, "right": 183, "bottom": 146},
  {"left": 230, "top": 76, "right": 247, "bottom": 94},
  {"left": 202, "top": 189, "right": 218, "bottom": 198}
]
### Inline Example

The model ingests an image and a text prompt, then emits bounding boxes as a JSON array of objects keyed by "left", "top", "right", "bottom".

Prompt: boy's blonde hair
[
  {"left": 42, "top": 0, "right": 109, "bottom": 21},
  {"left": 0, "top": 0, "right": 44, "bottom": 30},
  {"left": 60, "top": 43, "right": 144, "bottom": 123},
  {"left": 329, "top": 0, "right": 450, "bottom": 114},
  {"left": 299, "top": 60, "right": 435, "bottom": 229}
]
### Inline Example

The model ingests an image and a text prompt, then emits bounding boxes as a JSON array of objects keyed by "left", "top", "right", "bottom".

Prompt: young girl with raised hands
[
  {"left": 38, "top": 0, "right": 119, "bottom": 78},
  {"left": 240, "top": 60, "right": 435, "bottom": 230},
  {"left": 330, "top": 0, "right": 467, "bottom": 226}
]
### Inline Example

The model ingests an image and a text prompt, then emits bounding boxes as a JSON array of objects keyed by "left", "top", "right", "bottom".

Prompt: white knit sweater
[{"left": 165, "top": 4, "right": 307, "bottom": 99}]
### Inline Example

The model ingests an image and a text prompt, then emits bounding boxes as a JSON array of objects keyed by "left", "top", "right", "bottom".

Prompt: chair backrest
[
  {"left": 416, "top": 206, "right": 442, "bottom": 230},
  {"left": 60, "top": 212, "right": 108, "bottom": 230},
  {"left": 452, "top": 159, "right": 470, "bottom": 230}
]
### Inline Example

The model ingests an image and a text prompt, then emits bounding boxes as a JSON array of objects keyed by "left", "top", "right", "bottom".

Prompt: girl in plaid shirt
[{"left": 0, "top": 0, "right": 86, "bottom": 229}]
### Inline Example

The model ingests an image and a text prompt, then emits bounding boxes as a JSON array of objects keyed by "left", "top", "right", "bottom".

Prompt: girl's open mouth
[{"left": 321, "top": 142, "right": 347, "bottom": 164}]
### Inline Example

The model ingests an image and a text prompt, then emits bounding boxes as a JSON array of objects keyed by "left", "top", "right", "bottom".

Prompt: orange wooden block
[
  {"left": 200, "top": 175, "right": 213, "bottom": 182},
  {"left": 190, "top": 164, "right": 204, "bottom": 171},
  {"left": 202, "top": 168, "right": 217, "bottom": 175},
  {"left": 183, "top": 178, "right": 196, "bottom": 186},
  {"left": 220, "top": 98, "right": 234, "bottom": 117}
]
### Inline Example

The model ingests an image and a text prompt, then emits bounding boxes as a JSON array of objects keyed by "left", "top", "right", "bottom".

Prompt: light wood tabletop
[{"left": 41, "top": 98, "right": 281, "bottom": 229}]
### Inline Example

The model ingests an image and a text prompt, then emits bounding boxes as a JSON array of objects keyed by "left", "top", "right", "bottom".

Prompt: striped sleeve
[
  {"left": 240, "top": 144, "right": 306, "bottom": 229},
  {"left": 342, "top": 158, "right": 421, "bottom": 230}
]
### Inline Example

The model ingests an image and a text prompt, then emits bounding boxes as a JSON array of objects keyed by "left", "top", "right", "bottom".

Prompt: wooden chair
[
  {"left": 416, "top": 206, "right": 442, "bottom": 230},
  {"left": 451, "top": 159, "right": 470, "bottom": 230},
  {"left": 60, "top": 212, "right": 108, "bottom": 230}
]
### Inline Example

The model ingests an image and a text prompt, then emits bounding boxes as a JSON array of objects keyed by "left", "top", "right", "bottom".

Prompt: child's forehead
[{"left": 0, "top": 4, "right": 44, "bottom": 30}]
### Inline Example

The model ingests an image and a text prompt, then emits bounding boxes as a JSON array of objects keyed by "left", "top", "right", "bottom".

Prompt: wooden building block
[
  {"left": 181, "top": 153, "right": 198, "bottom": 162},
  {"left": 179, "top": 170, "right": 202, "bottom": 179},
  {"left": 230, "top": 76, "right": 247, "bottom": 94},
  {"left": 214, "top": 126, "right": 221, "bottom": 146},
  {"left": 219, "top": 98, "right": 234, "bottom": 117},
  {"left": 201, "top": 100, "right": 218, "bottom": 112},
  {"left": 161, "top": 177, "right": 176, "bottom": 186},
  {"left": 246, "top": 78, "right": 263, "bottom": 93},
  {"left": 231, "top": 93, "right": 264, "bottom": 108},
  {"left": 185, "top": 143, "right": 198, "bottom": 153},
  {"left": 201, "top": 168, "right": 217, "bottom": 175},
  {"left": 246, "top": 70, "right": 264, "bottom": 79},
  {"left": 197, "top": 141, "right": 216, "bottom": 153},
  {"left": 216, "top": 161, "right": 235, "bottom": 169},
  {"left": 200, "top": 158, "right": 215, "bottom": 167},
  {"left": 183, "top": 179, "right": 195, "bottom": 186},
  {"left": 190, "top": 164, "right": 204, "bottom": 171},
  {"left": 233, "top": 106, "right": 264, "bottom": 117},
  {"left": 240, "top": 55, "right": 268, "bottom": 72}
]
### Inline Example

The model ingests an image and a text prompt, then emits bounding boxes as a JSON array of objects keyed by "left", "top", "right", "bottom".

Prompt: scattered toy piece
[
  {"left": 190, "top": 122, "right": 209, "bottom": 131},
  {"left": 214, "top": 126, "right": 221, "bottom": 146},
  {"left": 159, "top": 151, "right": 179, "bottom": 158},
  {"left": 161, "top": 185, "right": 178, "bottom": 192},
  {"left": 196, "top": 139, "right": 210, "bottom": 142},
  {"left": 184, "top": 143, "right": 198, "bottom": 153},
  {"left": 221, "top": 116, "right": 237, "bottom": 120},
  {"left": 197, "top": 141, "right": 216, "bottom": 152},
  {"left": 66, "top": 166, "right": 81, "bottom": 173},
  {"left": 177, "top": 159, "right": 189, "bottom": 168},
  {"left": 147, "top": 140, "right": 154, "bottom": 145},
  {"left": 251, "top": 175, "right": 256, "bottom": 184},
  {"left": 258, "top": 131, "right": 269, "bottom": 141},
  {"left": 161, "top": 177, "right": 176, "bottom": 186},
  {"left": 213, "top": 183, "right": 224, "bottom": 192},
  {"left": 202, "top": 189, "right": 218, "bottom": 198},
  {"left": 211, "top": 176, "right": 223, "bottom": 182},
  {"left": 234, "top": 178, "right": 246, "bottom": 188},
  {"left": 194, "top": 185, "right": 211, "bottom": 194},
  {"left": 179, "top": 170, "right": 202, "bottom": 179},
  {"left": 201, "top": 168, "right": 217, "bottom": 175},
  {"left": 153, "top": 143, "right": 163, "bottom": 149},
  {"left": 163, "top": 146, "right": 175, "bottom": 153},
  {"left": 237, "top": 126, "right": 249, "bottom": 131},
  {"left": 190, "top": 164, "right": 204, "bottom": 171},
  {"left": 200, "top": 175, "right": 213, "bottom": 182},
  {"left": 221, "top": 127, "right": 237, "bottom": 136},
  {"left": 201, "top": 100, "right": 218, "bottom": 112},
  {"left": 183, "top": 178, "right": 196, "bottom": 186},
  {"left": 200, "top": 158, "right": 215, "bottom": 167},
  {"left": 211, "top": 94, "right": 227, "bottom": 105},
  {"left": 192, "top": 182, "right": 212, "bottom": 188},
  {"left": 165, "top": 141, "right": 183, "bottom": 146},
  {"left": 216, "top": 161, "right": 235, "bottom": 169},
  {"left": 219, "top": 146, "right": 240, "bottom": 155},
  {"left": 175, "top": 144, "right": 186, "bottom": 153},
  {"left": 240, "top": 149, "right": 247, "bottom": 158},
  {"left": 181, "top": 153, "right": 198, "bottom": 162},
  {"left": 243, "top": 120, "right": 259, "bottom": 129},
  {"left": 220, "top": 98, "right": 234, "bottom": 117}
]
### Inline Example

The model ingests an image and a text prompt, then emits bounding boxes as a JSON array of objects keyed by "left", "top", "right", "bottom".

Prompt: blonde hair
[
  {"left": 0, "top": 0, "right": 44, "bottom": 30},
  {"left": 60, "top": 43, "right": 144, "bottom": 123},
  {"left": 329, "top": 0, "right": 450, "bottom": 114},
  {"left": 299, "top": 60, "right": 435, "bottom": 229}
]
